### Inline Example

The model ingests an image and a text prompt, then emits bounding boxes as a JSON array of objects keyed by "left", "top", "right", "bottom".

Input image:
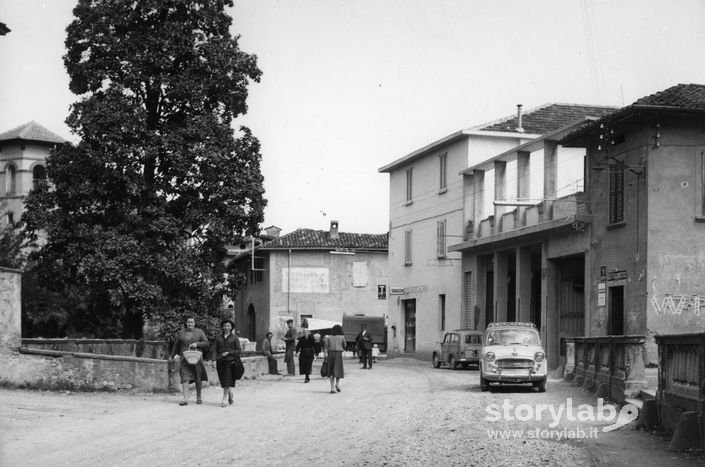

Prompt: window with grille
[
  {"left": 436, "top": 219, "right": 447, "bottom": 258},
  {"left": 404, "top": 230, "right": 412, "bottom": 265},
  {"left": 406, "top": 167, "right": 413, "bottom": 202},
  {"left": 439, "top": 152, "right": 447, "bottom": 190},
  {"left": 608, "top": 162, "right": 624, "bottom": 224}
]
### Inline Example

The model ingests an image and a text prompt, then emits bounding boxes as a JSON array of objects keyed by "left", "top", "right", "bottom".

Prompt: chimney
[
  {"left": 330, "top": 220, "right": 339, "bottom": 240},
  {"left": 264, "top": 225, "right": 281, "bottom": 238},
  {"left": 516, "top": 104, "right": 524, "bottom": 133}
]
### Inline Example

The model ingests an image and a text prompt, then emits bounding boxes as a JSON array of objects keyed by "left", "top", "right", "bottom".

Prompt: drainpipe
[{"left": 288, "top": 249, "right": 291, "bottom": 315}]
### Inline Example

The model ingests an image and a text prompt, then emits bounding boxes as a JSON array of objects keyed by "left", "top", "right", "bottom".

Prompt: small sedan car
[
  {"left": 432, "top": 329, "right": 483, "bottom": 370},
  {"left": 480, "top": 322, "right": 547, "bottom": 392}
]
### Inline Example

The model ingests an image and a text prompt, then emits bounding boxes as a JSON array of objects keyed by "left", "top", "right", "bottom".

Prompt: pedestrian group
[{"left": 169, "top": 316, "right": 377, "bottom": 405}]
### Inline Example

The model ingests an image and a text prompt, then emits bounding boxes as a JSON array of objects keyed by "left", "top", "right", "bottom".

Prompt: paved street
[{"left": 1, "top": 357, "right": 703, "bottom": 467}]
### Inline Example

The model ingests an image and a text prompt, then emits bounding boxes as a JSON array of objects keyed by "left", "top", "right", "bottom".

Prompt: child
[{"left": 372, "top": 344, "right": 380, "bottom": 363}]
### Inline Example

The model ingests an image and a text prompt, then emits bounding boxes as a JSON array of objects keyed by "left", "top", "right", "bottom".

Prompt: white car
[{"left": 480, "top": 322, "right": 547, "bottom": 392}]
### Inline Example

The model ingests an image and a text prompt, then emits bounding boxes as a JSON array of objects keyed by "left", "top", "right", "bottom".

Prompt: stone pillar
[
  {"left": 516, "top": 150, "right": 530, "bottom": 226},
  {"left": 494, "top": 161, "right": 507, "bottom": 230},
  {"left": 463, "top": 173, "right": 475, "bottom": 239},
  {"left": 544, "top": 142, "right": 558, "bottom": 220},
  {"left": 494, "top": 251, "right": 508, "bottom": 322},
  {"left": 516, "top": 247, "right": 532, "bottom": 323},
  {"left": 0, "top": 267, "right": 22, "bottom": 353},
  {"left": 473, "top": 170, "right": 485, "bottom": 238}
]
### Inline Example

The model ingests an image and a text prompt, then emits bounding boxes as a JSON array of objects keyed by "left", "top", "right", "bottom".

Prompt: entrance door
[
  {"left": 609, "top": 286, "right": 624, "bottom": 335},
  {"left": 403, "top": 299, "right": 416, "bottom": 353}
]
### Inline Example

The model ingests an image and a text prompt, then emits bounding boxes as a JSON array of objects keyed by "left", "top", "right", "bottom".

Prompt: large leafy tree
[{"left": 23, "top": 0, "right": 265, "bottom": 340}]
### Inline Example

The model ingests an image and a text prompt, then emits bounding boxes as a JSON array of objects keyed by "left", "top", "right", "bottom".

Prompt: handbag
[
  {"left": 320, "top": 357, "right": 329, "bottom": 377},
  {"left": 233, "top": 356, "right": 245, "bottom": 380}
]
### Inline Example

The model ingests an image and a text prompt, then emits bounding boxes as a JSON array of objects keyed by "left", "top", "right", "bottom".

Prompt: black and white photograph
[{"left": 2, "top": 1, "right": 705, "bottom": 465}]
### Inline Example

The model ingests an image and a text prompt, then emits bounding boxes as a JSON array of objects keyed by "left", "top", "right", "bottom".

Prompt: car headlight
[
  {"left": 485, "top": 352, "right": 495, "bottom": 362},
  {"left": 534, "top": 351, "right": 545, "bottom": 362}
]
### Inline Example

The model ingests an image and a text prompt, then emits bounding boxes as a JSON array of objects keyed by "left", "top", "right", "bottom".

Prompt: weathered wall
[
  {"left": 0, "top": 267, "right": 21, "bottom": 353},
  {"left": 586, "top": 128, "right": 649, "bottom": 340},
  {"left": 646, "top": 119, "right": 705, "bottom": 362}
]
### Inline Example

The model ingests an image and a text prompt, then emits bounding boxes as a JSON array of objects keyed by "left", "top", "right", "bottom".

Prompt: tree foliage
[
  {"left": 22, "top": 0, "right": 265, "bottom": 340},
  {"left": 0, "top": 202, "right": 29, "bottom": 270}
]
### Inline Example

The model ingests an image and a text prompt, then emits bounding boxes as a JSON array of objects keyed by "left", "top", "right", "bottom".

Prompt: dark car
[{"left": 432, "top": 329, "right": 483, "bottom": 370}]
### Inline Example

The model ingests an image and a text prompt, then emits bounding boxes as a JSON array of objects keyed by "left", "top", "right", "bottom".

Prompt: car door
[{"left": 441, "top": 333, "right": 452, "bottom": 362}]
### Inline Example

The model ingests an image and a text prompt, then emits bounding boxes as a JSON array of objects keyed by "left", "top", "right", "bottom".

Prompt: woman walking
[
  {"left": 169, "top": 315, "right": 209, "bottom": 406},
  {"left": 296, "top": 327, "right": 317, "bottom": 383},
  {"left": 213, "top": 319, "right": 242, "bottom": 407},
  {"left": 324, "top": 324, "right": 347, "bottom": 393}
]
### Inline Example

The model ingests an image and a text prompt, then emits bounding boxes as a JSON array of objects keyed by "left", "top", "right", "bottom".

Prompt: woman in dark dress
[
  {"left": 213, "top": 319, "right": 242, "bottom": 407},
  {"left": 296, "top": 327, "right": 317, "bottom": 383},
  {"left": 169, "top": 315, "right": 209, "bottom": 406}
]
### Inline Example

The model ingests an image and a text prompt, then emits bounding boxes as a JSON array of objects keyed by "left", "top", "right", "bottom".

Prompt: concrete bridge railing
[{"left": 565, "top": 335, "right": 647, "bottom": 403}]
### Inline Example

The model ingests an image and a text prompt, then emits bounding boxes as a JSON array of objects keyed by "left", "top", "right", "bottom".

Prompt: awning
[{"left": 304, "top": 318, "right": 340, "bottom": 331}]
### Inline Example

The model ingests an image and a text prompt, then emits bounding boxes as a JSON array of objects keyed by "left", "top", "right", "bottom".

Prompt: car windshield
[{"left": 486, "top": 329, "right": 538, "bottom": 346}]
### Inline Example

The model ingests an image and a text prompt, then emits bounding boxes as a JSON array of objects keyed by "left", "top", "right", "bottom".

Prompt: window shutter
[
  {"left": 352, "top": 262, "right": 367, "bottom": 287},
  {"left": 609, "top": 163, "right": 624, "bottom": 223}
]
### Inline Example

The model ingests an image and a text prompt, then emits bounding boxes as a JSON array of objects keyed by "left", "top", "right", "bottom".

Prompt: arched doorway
[{"left": 247, "top": 304, "right": 256, "bottom": 341}]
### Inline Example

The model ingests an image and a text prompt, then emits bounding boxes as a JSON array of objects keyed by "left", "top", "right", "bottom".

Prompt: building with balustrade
[{"left": 379, "top": 104, "right": 614, "bottom": 360}]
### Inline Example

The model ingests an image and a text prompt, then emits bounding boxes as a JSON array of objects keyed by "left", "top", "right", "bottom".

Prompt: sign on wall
[
  {"left": 390, "top": 286, "right": 405, "bottom": 295},
  {"left": 281, "top": 268, "right": 329, "bottom": 293}
]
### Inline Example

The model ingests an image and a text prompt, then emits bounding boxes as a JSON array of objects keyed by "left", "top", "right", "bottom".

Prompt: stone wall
[
  {"left": 0, "top": 267, "right": 286, "bottom": 391},
  {"left": 0, "top": 267, "right": 21, "bottom": 353}
]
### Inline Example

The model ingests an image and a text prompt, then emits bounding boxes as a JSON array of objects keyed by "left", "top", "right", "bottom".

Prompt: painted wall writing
[
  {"left": 651, "top": 294, "right": 705, "bottom": 315},
  {"left": 281, "top": 268, "right": 329, "bottom": 294}
]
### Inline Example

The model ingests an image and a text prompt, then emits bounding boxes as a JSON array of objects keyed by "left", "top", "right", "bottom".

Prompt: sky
[{"left": 2, "top": 0, "right": 705, "bottom": 235}]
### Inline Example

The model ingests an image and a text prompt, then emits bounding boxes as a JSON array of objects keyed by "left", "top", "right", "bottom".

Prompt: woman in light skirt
[{"left": 324, "top": 324, "right": 347, "bottom": 393}]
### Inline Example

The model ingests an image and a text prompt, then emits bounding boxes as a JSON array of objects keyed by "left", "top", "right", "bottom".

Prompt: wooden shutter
[{"left": 609, "top": 163, "right": 624, "bottom": 223}]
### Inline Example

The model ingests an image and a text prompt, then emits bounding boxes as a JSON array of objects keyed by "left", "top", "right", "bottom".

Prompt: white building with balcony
[{"left": 379, "top": 104, "right": 614, "bottom": 360}]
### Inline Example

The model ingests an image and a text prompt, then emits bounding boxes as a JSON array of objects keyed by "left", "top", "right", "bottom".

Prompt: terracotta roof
[
  {"left": 476, "top": 103, "right": 617, "bottom": 134},
  {"left": 0, "top": 121, "right": 67, "bottom": 144},
  {"left": 632, "top": 83, "right": 705, "bottom": 110},
  {"left": 561, "top": 84, "right": 705, "bottom": 144},
  {"left": 261, "top": 228, "right": 388, "bottom": 251}
]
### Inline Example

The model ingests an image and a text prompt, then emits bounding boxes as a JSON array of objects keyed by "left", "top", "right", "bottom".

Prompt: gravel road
[{"left": 1, "top": 356, "right": 703, "bottom": 466}]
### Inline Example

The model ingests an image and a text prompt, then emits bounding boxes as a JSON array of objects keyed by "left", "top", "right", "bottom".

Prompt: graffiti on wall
[{"left": 651, "top": 294, "right": 705, "bottom": 315}]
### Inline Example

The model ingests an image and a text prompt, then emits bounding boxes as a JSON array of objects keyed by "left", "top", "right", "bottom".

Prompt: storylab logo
[{"left": 485, "top": 398, "right": 639, "bottom": 432}]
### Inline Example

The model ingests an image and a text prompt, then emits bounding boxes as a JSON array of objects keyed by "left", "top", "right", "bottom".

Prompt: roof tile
[
  {"left": 0, "top": 121, "right": 67, "bottom": 144},
  {"left": 477, "top": 103, "right": 617, "bottom": 134},
  {"left": 262, "top": 228, "right": 388, "bottom": 251}
]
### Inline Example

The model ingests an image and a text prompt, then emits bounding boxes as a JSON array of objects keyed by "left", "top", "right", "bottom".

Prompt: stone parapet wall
[{"left": 1, "top": 347, "right": 286, "bottom": 392}]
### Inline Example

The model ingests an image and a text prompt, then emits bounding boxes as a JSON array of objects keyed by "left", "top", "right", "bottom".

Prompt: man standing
[
  {"left": 283, "top": 319, "right": 297, "bottom": 375},
  {"left": 356, "top": 323, "right": 373, "bottom": 369},
  {"left": 262, "top": 332, "right": 279, "bottom": 375}
]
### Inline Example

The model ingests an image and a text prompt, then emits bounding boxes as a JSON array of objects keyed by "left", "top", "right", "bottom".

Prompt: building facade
[
  {"left": 0, "top": 121, "right": 66, "bottom": 227},
  {"left": 560, "top": 83, "right": 705, "bottom": 365},
  {"left": 380, "top": 104, "right": 615, "bottom": 361},
  {"left": 229, "top": 221, "right": 388, "bottom": 349}
]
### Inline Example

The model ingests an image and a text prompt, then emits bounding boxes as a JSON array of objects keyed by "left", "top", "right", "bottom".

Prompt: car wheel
[
  {"left": 432, "top": 353, "right": 441, "bottom": 368},
  {"left": 449, "top": 355, "right": 457, "bottom": 370},
  {"left": 480, "top": 373, "right": 489, "bottom": 392},
  {"left": 534, "top": 379, "right": 547, "bottom": 392}
]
